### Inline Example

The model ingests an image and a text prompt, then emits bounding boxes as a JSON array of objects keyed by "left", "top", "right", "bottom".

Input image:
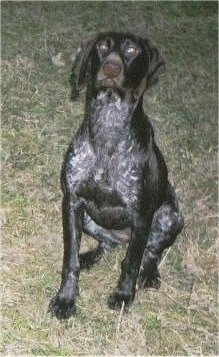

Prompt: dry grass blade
[
  {"left": 159, "top": 247, "right": 172, "bottom": 268},
  {"left": 116, "top": 300, "right": 125, "bottom": 335}
]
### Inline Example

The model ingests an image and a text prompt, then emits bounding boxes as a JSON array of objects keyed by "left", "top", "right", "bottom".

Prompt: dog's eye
[
  {"left": 99, "top": 42, "right": 109, "bottom": 53},
  {"left": 126, "top": 45, "right": 138, "bottom": 55}
]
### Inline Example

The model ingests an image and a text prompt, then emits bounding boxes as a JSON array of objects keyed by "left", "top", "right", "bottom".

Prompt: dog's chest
[
  {"left": 82, "top": 92, "right": 143, "bottom": 208},
  {"left": 79, "top": 151, "right": 141, "bottom": 229},
  {"left": 66, "top": 90, "right": 147, "bottom": 228},
  {"left": 85, "top": 147, "right": 141, "bottom": 208}
]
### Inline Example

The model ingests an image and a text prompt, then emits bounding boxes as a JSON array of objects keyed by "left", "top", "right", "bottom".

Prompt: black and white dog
[{"left": 49, "top": 32, "right": 184, "bottom": 319}]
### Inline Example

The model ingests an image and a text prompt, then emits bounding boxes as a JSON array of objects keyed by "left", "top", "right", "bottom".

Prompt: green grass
[{"left": 1, "top": 1, "right": 218, "bottom": 355}]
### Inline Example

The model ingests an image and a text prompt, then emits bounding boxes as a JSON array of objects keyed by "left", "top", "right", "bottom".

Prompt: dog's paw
[
  {"left": 108, "top": 290, "right": 134, "bottom": 310},
  {"left": 48, "top": 294, "right": 76, "bottom": 320},
  {"left": 138, "top": 271, "right": 161, "bottom": 290}
]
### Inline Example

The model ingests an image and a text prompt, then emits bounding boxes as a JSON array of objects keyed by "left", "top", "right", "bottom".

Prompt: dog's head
[{"left": 70, "top": 32, "right": 165, "bottom": 100}]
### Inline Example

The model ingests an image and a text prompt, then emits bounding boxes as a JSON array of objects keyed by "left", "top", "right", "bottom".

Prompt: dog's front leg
[
  {"left": 108, "top": 213, "right": 153, "bottom": 310},
  {"left": 49, "top": 194, "right": 83, "bottom": 319}
]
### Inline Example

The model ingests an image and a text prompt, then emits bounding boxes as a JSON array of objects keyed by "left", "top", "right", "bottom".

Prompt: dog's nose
[{"left": 102, "top": 60, "right": 122, "bottom": 78}]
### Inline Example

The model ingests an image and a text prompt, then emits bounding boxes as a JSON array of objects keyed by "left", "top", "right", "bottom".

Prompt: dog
[{"left": 49, "top": 32, "right": 184, "bottom": 319}]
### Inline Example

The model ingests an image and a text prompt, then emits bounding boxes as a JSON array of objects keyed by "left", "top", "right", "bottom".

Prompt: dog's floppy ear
[
  {"left": 145, "top": 40, "right": 165, "bottom": 89},
  {"left": 70, "top": 35, "right": 98, "bottom": 99}
]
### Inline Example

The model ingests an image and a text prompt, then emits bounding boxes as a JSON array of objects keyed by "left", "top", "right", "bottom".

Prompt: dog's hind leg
[
  {"left": 138, "top": 182, "right": 184, "bottom": 289},
  {"left": 80, "top": 212, "right": 129, "bottom": 269}
]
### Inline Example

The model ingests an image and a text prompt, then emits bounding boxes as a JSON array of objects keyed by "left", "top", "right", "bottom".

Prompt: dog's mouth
[
  {"left": 96, "top": 77, "right": 126, "bottom": 96},
  {"left": 96, "top": 77, "right": 120, "bottom": 88}
]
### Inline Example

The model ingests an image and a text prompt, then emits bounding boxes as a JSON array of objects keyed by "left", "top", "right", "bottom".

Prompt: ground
[{"left": 1, "top": 2, "right": 218, "bottom": 355}]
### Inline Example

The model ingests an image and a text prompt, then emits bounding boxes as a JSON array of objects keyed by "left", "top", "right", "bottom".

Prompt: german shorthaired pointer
[{"left": 49, "top": 32, "right": 184, "bottom": 319}]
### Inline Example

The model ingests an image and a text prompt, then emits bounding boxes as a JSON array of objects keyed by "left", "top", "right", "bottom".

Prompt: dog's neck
[
  {"left": 91, "top": 89, "right": 134, "bottom": 125},
  {"left": 86, "top": 88, "right": 147, "bottom": 153}
]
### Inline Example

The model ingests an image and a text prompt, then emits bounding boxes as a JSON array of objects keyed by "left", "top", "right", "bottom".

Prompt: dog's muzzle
[
  {"left": 97, "top": 54, "right": 124, "bottom": 89},
  {"left": 102, "top": 60, "right": 122, "bottom": 79}
]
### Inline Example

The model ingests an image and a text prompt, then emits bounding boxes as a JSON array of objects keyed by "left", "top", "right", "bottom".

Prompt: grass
[{"left": 1, "top": 1, "right": 218, "bottom": 355}]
